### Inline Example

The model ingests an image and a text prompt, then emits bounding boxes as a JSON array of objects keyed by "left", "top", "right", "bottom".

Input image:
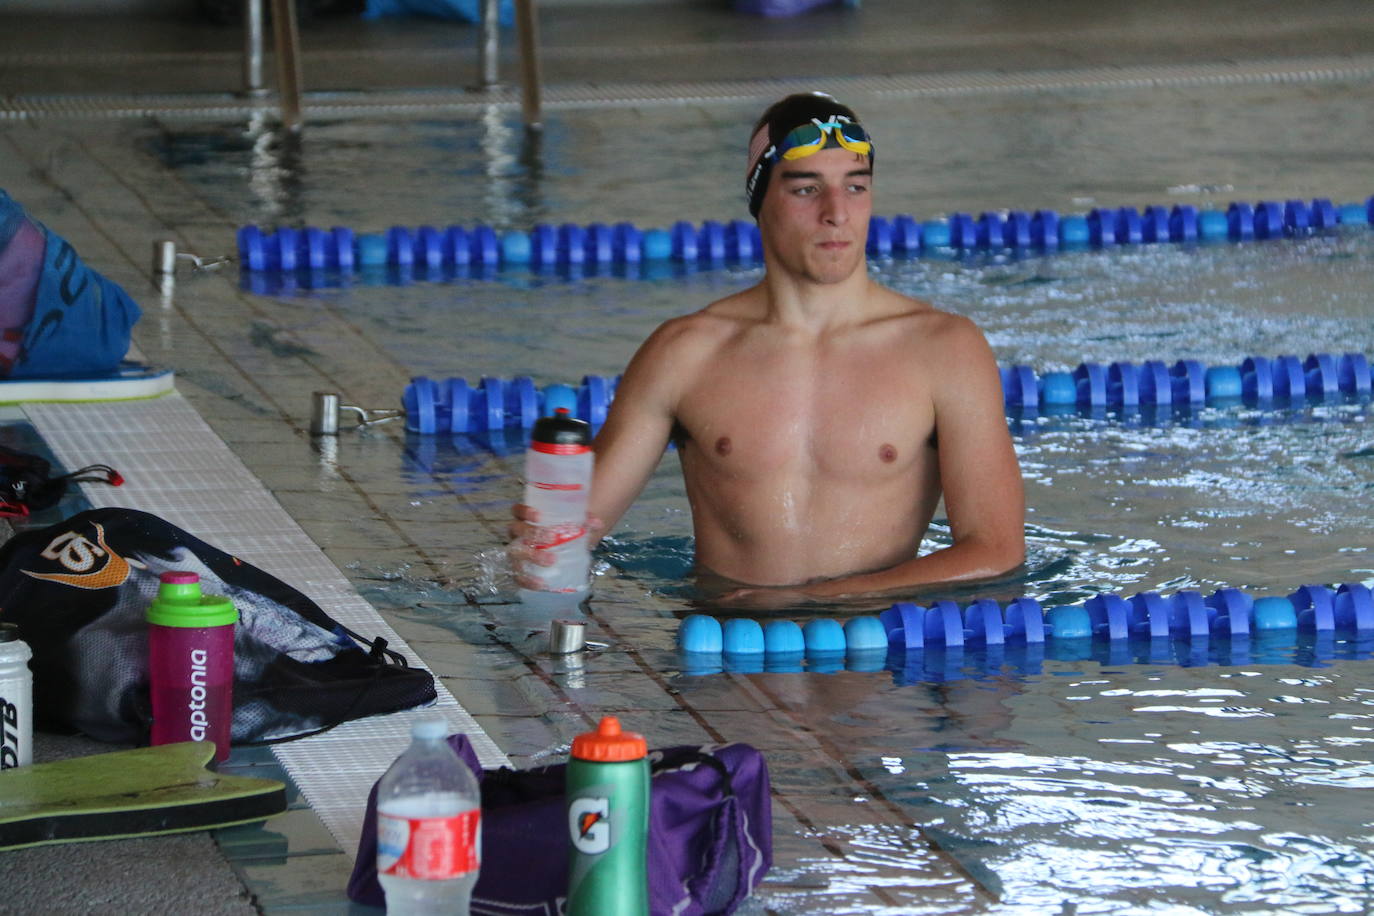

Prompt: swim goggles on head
[{"left": 769, "top": 116, "right": 872, "bottom": 162}]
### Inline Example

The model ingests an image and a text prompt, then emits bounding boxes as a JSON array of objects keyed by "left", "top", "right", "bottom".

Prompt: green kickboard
[{"left": 0, "top": 741, "right": 287, "bottom": 851}]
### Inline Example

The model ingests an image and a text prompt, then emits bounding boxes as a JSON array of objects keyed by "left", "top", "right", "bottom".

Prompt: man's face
[{"left": 758, "top": 146, "right": 872, "bottom": 286}]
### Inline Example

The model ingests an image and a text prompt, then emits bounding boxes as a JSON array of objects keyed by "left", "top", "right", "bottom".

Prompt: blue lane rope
[
  {"left": 237, "top": 195, "right": 1374, "bottom": 276},
  {"left": 400, "top": 352, "right": 1371, "bottom": 434},
  {"left": 676, "top": 582, "right": 1374, "bottom": 677}
]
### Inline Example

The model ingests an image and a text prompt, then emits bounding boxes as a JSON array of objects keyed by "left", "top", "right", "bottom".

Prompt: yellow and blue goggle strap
[{"left": 772, "top": 117, "right": 873, "bottom": 162}]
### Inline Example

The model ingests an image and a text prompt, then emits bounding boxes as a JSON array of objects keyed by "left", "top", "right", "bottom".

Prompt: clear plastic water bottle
[
  {"left": 0, "top": 623, "right": 33, "bottom": 770},
  {"left": 519, "top": 407, "right": 594, "bottom": 599},
  {"left": 377, "top": 718, "right": 482, "bottom": 915}
]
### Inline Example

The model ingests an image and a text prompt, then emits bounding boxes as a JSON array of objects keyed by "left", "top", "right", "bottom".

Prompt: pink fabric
[{"left": 0, "top": 217, "right": 42, "bottom": 365}]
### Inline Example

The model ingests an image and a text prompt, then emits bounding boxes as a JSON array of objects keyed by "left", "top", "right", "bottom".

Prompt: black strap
[{"left": 652, "top": 747, "right": 734, "bottom": 798}]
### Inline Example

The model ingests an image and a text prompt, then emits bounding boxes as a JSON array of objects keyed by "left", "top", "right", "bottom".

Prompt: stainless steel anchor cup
[
  {"left": 548, "top": 618, "right": 587, "bottom": 654},
  {"left": 310, "top": 391, "right": 341, "bottom": 436}
]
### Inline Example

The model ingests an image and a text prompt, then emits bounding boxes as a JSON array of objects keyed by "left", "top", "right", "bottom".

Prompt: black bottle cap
[{"left": 532, "top": 407, "right": 591, "bottom": 446}]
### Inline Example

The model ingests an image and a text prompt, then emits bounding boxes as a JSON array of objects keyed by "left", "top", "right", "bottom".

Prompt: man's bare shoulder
[
  {"left": 872, "top": 285, "right": 986, "bottom": 349},
  {"left": 641, "top": 287, "right": 762, "bottom": 354}
]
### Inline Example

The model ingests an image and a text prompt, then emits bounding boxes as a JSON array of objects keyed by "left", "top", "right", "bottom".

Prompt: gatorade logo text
[
  {"left": 569, "top": 797, "right": 611, "bottom": 855},
  {"left": 1, "top": 698, "right": 19, "bottom": 770},
  {"left": 188, "top": 649, "right": 209, "bottom": 741},
  {"left": 23, "top": 523, "right": 144, "bottom": 589}
]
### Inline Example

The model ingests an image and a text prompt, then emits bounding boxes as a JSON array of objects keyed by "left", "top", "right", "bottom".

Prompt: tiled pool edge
[{"left": 22, "top": 392, "right": 510, "bottom": 860}]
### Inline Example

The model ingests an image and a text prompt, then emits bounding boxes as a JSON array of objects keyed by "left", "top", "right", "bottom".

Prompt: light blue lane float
[
  {"left": 676, "top": 582, "right": 1374, "bottom": 676},
  {"left": 237, "top": 194, "right": 1374, "bottom": 276},
  {"left": 400, "top": 350, "right": 1371, "bottom": 434}
]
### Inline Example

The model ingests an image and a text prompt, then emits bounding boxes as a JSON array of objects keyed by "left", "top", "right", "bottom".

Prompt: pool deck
[{"left": 3, "top": 0, "right": 1374, "bottom": 911}]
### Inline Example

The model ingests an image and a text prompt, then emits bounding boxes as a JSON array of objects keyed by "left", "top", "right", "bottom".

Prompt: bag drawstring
[{"left": 56, "top": 464, "right": 124, "bottom": 487}]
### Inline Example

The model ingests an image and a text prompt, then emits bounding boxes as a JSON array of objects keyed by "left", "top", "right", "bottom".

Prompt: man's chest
[{"left": 676, "top": 345, "right": 935, "bottom": 481}]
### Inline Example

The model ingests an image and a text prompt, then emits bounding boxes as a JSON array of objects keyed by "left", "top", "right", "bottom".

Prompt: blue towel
[{"left": 0, "top": 189, "right": 141, "bottom": 379}]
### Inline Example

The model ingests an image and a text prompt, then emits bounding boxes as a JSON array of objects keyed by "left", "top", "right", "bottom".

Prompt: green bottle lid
[{"left": 146, "top": 571, "right": 238, "bottom": 628}]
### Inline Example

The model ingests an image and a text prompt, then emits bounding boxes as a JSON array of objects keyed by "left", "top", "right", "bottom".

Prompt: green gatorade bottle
[{"left": 565, "top": 716, "right": 650, "bottom": 915}]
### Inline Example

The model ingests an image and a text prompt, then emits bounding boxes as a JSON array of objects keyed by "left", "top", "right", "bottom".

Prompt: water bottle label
[
  {"left": 378, "top": 809, "right": 480, "bottom": 879},
  {"left": 1, "top": 693, "right": 24, "bottom": 770},
  {"left": 525, "top": 523, "right": 588, "bottom": 550},
  {"left": 568, "top": 795, "right": 612, "bottom": 855}
]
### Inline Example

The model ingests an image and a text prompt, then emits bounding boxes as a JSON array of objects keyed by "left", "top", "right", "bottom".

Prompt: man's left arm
[{"left": 801, "top": 316, "right": 1025, "bottom": 598}]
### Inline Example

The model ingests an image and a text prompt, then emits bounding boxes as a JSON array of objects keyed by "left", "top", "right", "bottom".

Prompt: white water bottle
[
  {"left": 377, "top": 719, "right": 482, "bottom": 915},
  {"left": 0, "top": 623, "right": 33, "bottom": 770},
  {"left": 520, "top": 407, "right": 594, "bottom": 598}
]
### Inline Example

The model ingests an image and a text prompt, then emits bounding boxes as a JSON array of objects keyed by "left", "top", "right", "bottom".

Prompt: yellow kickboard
[{"left": 0, "top": 741, "right": 286, "bottom": 850}]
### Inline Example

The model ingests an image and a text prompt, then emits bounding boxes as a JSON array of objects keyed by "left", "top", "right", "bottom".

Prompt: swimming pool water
[
  {"left": 154, "top": 80, "right": 1374, "bottom": 912},
  {"left": 330, "top": 230, "right": 1374, "bottom": 914}
]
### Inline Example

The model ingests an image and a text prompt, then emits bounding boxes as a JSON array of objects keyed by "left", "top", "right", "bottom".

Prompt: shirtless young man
[{"left": 515, "top": 92, "right": 1024, "bottom": 602}]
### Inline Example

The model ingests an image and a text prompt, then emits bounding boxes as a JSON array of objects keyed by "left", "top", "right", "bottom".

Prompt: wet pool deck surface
[{"left": 3, "top": 0, "right": 1374, "bottom": 911}]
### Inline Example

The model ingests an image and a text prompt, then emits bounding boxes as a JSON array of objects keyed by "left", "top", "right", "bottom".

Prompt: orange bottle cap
[{"left": 571, "top": 716, "right": 647, "bottom": 763}]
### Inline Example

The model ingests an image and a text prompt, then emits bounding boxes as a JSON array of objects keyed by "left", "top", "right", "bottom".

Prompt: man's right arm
[
  {"left": 511, "top": 317, "right": 690, "bottom": 548},
  {"left": 583, "top": 319, "right": 691, "bottom": 542}
]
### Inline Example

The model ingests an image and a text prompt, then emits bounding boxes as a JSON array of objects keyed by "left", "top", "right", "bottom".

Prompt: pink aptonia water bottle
[{"left": 146, "top": 571, "right": 237, "bottom": 761}]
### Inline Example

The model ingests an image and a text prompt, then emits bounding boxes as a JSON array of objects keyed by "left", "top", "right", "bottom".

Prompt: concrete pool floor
[{"left": 3, "top": 0, "right": 1374, "bottom": 911}]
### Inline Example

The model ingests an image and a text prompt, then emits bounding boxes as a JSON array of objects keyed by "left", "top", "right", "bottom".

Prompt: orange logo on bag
[{"left": 22, "top": 523, "right": 142, "bottom": 589}]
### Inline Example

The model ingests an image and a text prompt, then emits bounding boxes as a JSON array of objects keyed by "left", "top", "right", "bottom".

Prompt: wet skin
[{"left": 514, "top": 147, "right": 1024, "bottom": 600}]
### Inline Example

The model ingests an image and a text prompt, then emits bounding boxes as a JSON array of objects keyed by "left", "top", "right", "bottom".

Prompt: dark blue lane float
[
  {"left": 676, "top": 582, "right": 1374, "bottom": 678},
  {"left": 401, "top": 352, "right": 1371, "bottom": 434},
  {"left": 236, "top": 195, "right": 1374, "bottom": 277},
  {"left": 1001, "top": 352, "right": 1371, "bottom": 411}
]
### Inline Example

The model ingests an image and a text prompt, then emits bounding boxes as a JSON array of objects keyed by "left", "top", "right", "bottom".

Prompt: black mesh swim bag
[{"left": 0, "top": 507, "right": 436, "bottom": 745}]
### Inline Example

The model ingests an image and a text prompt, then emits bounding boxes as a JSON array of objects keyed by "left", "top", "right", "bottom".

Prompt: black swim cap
[{"left": 745, "top": 92, "right": 873, "bottom": 219}]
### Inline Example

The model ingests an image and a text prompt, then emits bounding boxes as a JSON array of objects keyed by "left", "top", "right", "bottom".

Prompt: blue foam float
[
  {"left": 1198, "top": 209, "right": 1228, "bottom": 241},
  {"left": 1032, "top": 210, "right": 1060, "bottom": 249},
  {"left": 843, "top": 616, "right": 888, "bottom": 652},
  {"left": 763, "top": 620, "right": 805, "bottom": 654},
  {"left": 802, "top": 618, "right": 847, "bottom": 654},
  {"left": 721, "top": 618, "right": 765, "bottom": 654},
  {"left": 642, "top": 228, "right": 673, "bottom": 261},
  {"left": 920, "top": 220, "right": 952, "bottom": 249},
  {"left": 357, "top": 233, "right": 388, "bottom": 267},
  {"left": 1059, "top": 214, "right": 1090, "bottom": 246},
  {"left": 502, "top": 230, "right": 532, "bottom": 265},
  {"left": 679, "top": 614, "right": 723, "bottom": 653}
]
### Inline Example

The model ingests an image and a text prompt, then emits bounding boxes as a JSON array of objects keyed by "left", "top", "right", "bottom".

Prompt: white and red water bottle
[
  {"left": 0, "top": 622, "right": 33, "bottom": 770},
  {"left": 520, "top": 407, "right": 594, "bottom": 600},
  {"left": 146, "top": 571, "right": 237, "bottom": 761},
  {"left": 377, "top": 718, "right": 482, "bottom": 915}
]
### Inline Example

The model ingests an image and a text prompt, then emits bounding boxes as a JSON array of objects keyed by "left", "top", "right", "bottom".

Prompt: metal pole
[
  {"left": 515, "top": 0, "right": 542, "bottom": 129},
  {"left": 478, "top": 0, "right": 500, "bottom": 90},
  {"left": 242, "top": 0, "right": 266, "bottom": 96},
  {"left": 269, "top": 0, "right": 305, "bottom": 132}
]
